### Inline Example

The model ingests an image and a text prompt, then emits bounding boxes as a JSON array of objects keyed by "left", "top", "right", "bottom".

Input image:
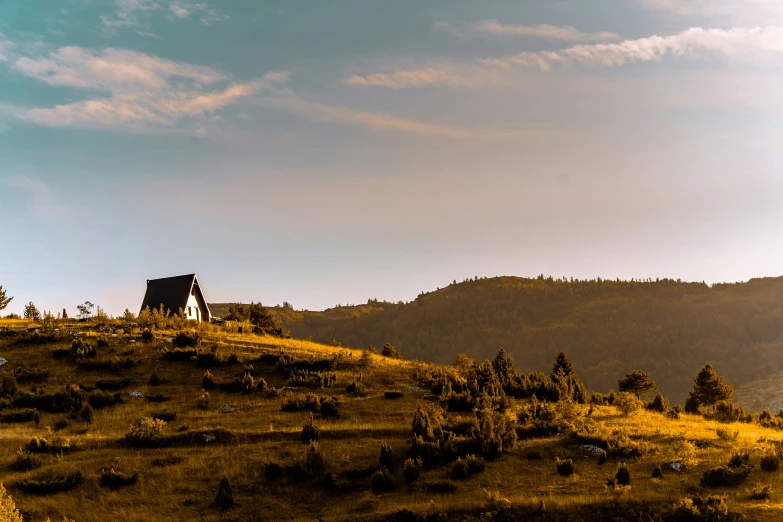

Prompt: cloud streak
[
  {"left": 642, "top": 0, "right": 783, "bottom": 24},
  {"left": 347, "top": 26, "right": 783, "bottom": 88},
  {"left": 438, "top": 19, "right": 620, "bottom": 42},
  {"left": 252, "top": 96, "right": 531, "bottom": 140},
  {"left": 12, "top": 46, "right": 287, "bottom": 131}
]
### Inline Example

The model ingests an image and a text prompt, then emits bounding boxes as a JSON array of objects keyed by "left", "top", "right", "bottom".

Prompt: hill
[
  {"left": 220, "top": 276, "right": 783, "bottom": 407},
  {"left": 3, "top": 318, "right": 783, "bottom": 521}
]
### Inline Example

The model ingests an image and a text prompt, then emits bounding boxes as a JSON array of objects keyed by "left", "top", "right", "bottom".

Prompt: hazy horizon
[{"left": 3, "top": 0, "right": 783, "bottom": 316}]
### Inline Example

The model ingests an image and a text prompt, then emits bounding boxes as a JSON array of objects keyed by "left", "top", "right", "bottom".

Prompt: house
[{"left": 139, "top": 273, "right": 211, "bottom": 323}]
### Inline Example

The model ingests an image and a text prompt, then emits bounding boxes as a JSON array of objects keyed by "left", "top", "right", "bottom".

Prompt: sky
[{"left": 1, "top": 0, "right": 783, "bottom": 317}]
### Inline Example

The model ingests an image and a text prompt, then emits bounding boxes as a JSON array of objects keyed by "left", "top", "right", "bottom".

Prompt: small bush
[
  {"left": 448, "top": 455, "right": 485, "bottom": 479},
  {"left": 215, "top": 477, "right": 234, "bottom": 510},
  {"left": 26, "top": 433, "right": 71, "bottom": 454},
  {"left": 345, "top": 380, "right": 363, "bottom": 394},
  {"left": 0, "top": 408, "right": 39, "bottom": 424},
  {"left": 684, "top": 395, "right": 700, "bottom": 414},
  {"left": 701, "top": 465, "right": 751, "bottom": 488},
  {"left": 597, "top": 450, "right": 607, "bottom": 465},
  {"left": 77, "top": 403, "right": 93, "bottom": 423},
  {"left": 304, "top": 441, "right": 326, "bottom": 477},
  {"left": 384, "top": 391, "right": 404, "bottom": 400},
  {"left": 652, "top": 465, "right": 663, "bottom": 479},
  {"left": 761, "top": 455, "right": 780, "bottom": 472},
  {"left": 149, "top": 370, "right": 163, "bottom": 386},
  {"left": 95, "top": 379, "right": 130, "bottom": 391},
  {"left": 264, "top": 462, "right": 285, "bottom": 482},
  {"left": 412, "top": 480, "right": 457, "bottom": 494},
  {"left": 301, "top": 413, "right": 320, "bottom": 443},
  {"left": 607, "top": 463, "right": 631, "bottom": 487},
  {"left": 16, "top": 470, "right": 82, "bottom": 495},
  {"left": 145, "top": 393, "right": 170, "bottom": 403},
  {"left": 202, "top": 371, "right": 216, "bottom": 390},
  {"left": 151, "top": 455, "right": 183, "bottom": 467},
  {"left": 124, "top": 417, "right": 167, "bottom": 448},
  {"left": 381, "top": 343, "right": 401, "bottom": 359},
  {"left": 650, "top": 393, "right": 669, "bottom": 413},
  {"left": 11, "top": 450, "right": 42, "bottom": 472},
  {"left": 614, "top": 392, "right": 643, "bottom": 416},
  {"left": 671, "top": 495, "right": 730, "bottom": 520},
  {"left": 379, "top": 443, "right": 396, "bottom": 473},
  {"left": 371, "top": 466, "right": 396, "bottom": 493},
  {"left": 667, "top": 405, "right": 682, "bottom": 420},
  {"left": 716, "top": 428, "right": 739, "bottom": 442},
  {"left": 750, "top": 485, "right": 772, "bottom": 500},
  {"left": 173, "top": 331, "right": 201, "bottom": 348},
  {"left": 556, "top": 457, "right": 574, "bottom": 477},
  {"left": 320, "top": 397, "right": 339, "bottom": 418},
  {"left": 141, "top": 329, "right": 154, "bottom": 343},
  {"left": 99, "top": 468, "right": 138, "bottom": 489},
  {"left": 403, "top": 457, "right": 422, "bottom": 484},
  {"left": 727, "top": 452, "right": 749, "bottom": 469},
  {"left": 152, "top": 409, "right": 177, "bottom": 422},
  {"left": 196, "top": 349, "right": 221, "bottom": 368}
]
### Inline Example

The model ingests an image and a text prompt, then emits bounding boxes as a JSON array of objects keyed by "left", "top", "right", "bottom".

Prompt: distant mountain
[{"left": 212, "top": 275, "right": 783, "bottom": 407}]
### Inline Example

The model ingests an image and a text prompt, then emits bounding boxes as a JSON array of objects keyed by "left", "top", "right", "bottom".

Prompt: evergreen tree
[
  {"left": 618, "top": 370, "right": 658, "bottom": 398},
  {"left": 62, "top": 308, "right": 68, "bottom": 319},
  {"left": 492, "top": 348, "right": 517, "bottom": 387},
  {"left": 550, "top": 351, "right": 575, "bottom": 383},
  {"left": 691, "top": 363, "right": 734, "bottom": 407},
  {"left": 0, "top": 286, "right": 12, "bottom": 312},
  {"left": 23, "top": 302, "right": 41, "bottom": 321}
]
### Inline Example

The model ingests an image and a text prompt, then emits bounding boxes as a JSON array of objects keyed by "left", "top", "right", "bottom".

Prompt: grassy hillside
[
  {"left": 238, "top": 276, "right": 783, "bottom": 406},
  {"left": 3, "top": 318, "right": 783, "bottom": 521}
]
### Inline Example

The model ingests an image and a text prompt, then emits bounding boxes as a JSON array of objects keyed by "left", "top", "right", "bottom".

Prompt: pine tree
[
  {"left": 691, "top": 363, "right": 734, "bottom": 407},
  {"left": 618, "top": 370, "right": 658, "bottom": 398},
  {"left": 62, "top": 308, "right": 68, "bottom": 319},
  {"left": 0, "top": 286, "right": 13, "bottom": 312},
  {"left": 492, "top": 348, "right": 517, "bottom": 387},
  {"left": 551, "top": 351, "right": 575, "bottom": 383},
  {"left": 23, "top": 302, "right": 41, "bottom": 321}
]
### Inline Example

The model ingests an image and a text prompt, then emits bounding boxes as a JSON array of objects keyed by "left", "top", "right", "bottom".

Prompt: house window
[{"left": 188, "top": 306, "right": 192, "bottom": 316}]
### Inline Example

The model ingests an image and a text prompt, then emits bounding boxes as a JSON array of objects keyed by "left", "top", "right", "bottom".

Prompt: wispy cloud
[
  {"left": 100, "top": 0, "right": 159, "bottom": 36},
  {"left": 0, "top": 34, "right": 12, "bottom": 61},
  {"left": 347, "top": 26, "right": 783, "bottom": 89},
  {"left": 11, "top": 46, "right": 287, "bottom": 131},
  {"left": 252, "top": 96, "right": 532, "bottom": 140},
  {"left": 100, "top": 0, "right": 226, "bottom": 35},
  {"left": 642, "top": 0, "right": 783, "bottom": 24},
  {"left": 437, "top": 19, "right": 620, "bottom": 42},
  {"left": 168, "top": 2, "right": 228, "bottom": 25}
]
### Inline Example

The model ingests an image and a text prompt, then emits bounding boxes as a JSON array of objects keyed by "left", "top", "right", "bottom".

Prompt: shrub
[
  {"left": 371, "top": 466, "right": 396, "bottom": 493},
  {"left": 448, "top": 455, "right": 485, "bottom": 479},
  {"left": 614, "top": 392, "right": 643, "bottom": 416},
  {"left": 197, "top": 392, "right": 210, "bottom": 409},
  {"left": 381, "top": 343, "right": 401, "bottom": 359},
  {"left": 652, "top": 465, "right": 663, "bottom": 479},
  {"left": 556, "top": 457, "right": 574, "bottom": 477},
  {"left": 202, "top": 371, "right": 216, "bottom": 390},
  {"left": 242, "top": 373, "right": 256, "bottom": 393},
  {"left": 151, "top": 455, "right": 183, "bottom": 467},
  {"left": 145, "top": 393, "right": 170, "bottom": 403},
  {"left": 671, "top": 495, "right": 731, "bottom": 520},
  {"left": 750, "top": 485, "right": 772, "bottom": 500},
  {"left": 727, "top": 452, "right": 749, "bottom": 469},
  {"left": 701, "top": 465, "right": 751, "bottom": 488},
  {"left": 716, "top": 428, "right": 739, "bottom": 441},
  {"left": 95, "top": 379, "right": 130, "bottom": 391},
  {"left": 412, "top": 480, "right": 457, "bottom": 494},
  {"left": 0, "top": 408, "right": 39, "bottom": 424},
  {"left": 215, "top": 477, "right": 234, "bottom": 510},
  {"left": 26, "top": 433, "right": 71, "bottom": 454},
  {"left": 173, "top": 331, "right": 201, "bottom": 348},
  {"left": 149, "top": 370, "right": 162, "bottom": 386},
  {"left": 650, "top": 393, "right": 669, "bottom": 413},
  {"left": 196, "top": 349, "right": 221, "bottom": 368},
  {"left": 162, "top": 348, "right": 197, "bottom": 361},
  {"left": 320, "top": 397, "right": 339, "bottom": 418},
  {"left": 0, "top": 482, "right": 22, "bottom": 522},
  {"left": 684, "top": 395, "right": 700, "bottom": 414},
  {"left": 141, "top": 329, "right": 154, "bottom": 343},
  {"left": 346, "top": 380, "right": 363, "bottom": 394},
  {"left": 77, "top": 403, "right": 93, "bottom": 423},
  {"left": 384, "top": 391, "right": 404, "bottom": 400},
  {"left": 11, "top": 450, "right": 42, "bottom": 472},
  {"left": 607, "top": 463, "right": 631, "bottom": 487},
  {"left": 304, "top": 441, "right": 326, "bottom": 477},
  {"left": 99, "top": 468, "right": 138, "bottom": 489},
  {"left": 301, "top": 413, "right": 320, "bottom": 443},
  {"left": 403, "top": 457, "right": 422, "bottom": 484},
  {"left": 71, "top": 338, "right": 96, "bottom": 359},
  {"left": 379, "top": 443, "right": 396, "bottom": 473},
  {"left": 761, "top": 455, "right": 780, "bottom": 472},
  {"left": 124, "top": 417, "right": 167, "bottom": 448},
  {"left": 264, "top": 462, "right": 285, "bottom": 482},
  {"left": 16, "top": 470, "right": 82, "bottom": 494},
  {"left": 152, "top": 409, "right": 176, "bottom": 422}
]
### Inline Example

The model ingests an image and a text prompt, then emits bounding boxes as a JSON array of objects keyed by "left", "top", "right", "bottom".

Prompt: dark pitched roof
[{"left": 140, "top": 274, "right": 198, "bottom": 316}]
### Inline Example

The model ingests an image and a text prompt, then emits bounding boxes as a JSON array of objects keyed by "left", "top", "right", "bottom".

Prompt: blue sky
[{"left": 1, "top": 0, "right": 783, "bottom": 316}]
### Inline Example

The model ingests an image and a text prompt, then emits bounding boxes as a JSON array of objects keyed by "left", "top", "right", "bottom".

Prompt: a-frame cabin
[{"left": 139, "top": 273, "right": 211, "bottom": 322}]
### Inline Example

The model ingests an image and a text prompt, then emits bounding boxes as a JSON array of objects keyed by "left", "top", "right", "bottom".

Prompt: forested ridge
[{"left": 212, "top": 275, "right": 783, "bottom": 404}]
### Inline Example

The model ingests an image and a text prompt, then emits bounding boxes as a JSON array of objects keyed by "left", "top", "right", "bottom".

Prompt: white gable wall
[{"left": 185, "top": 293, "right": 201, "bottom": 321}]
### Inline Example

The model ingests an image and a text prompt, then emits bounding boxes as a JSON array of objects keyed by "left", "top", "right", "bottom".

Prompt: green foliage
[
  {"left": 701, "top": 464, "right": 751, "bottom": 488},
  {"left": 124, "top": 417, "right": 167, "bottom": 448},
  {"left": 99, "top": 468, "right": 138, "bottom": 489},
  {"left": 0, "top": 483, "right": 21, "bottom": 522},
  {"left": 447, "top": 455, "right": 486, "bottom": 479},
  {"left": 226, "top": 302, "right": 290, "bottom": 337},
  {"left": 0, "top": 286, "right": 13, "bottom": 312},
  {"left": 16, "top": 470, "right": 82, "bottom": 495},
  {"left": 141, "top": 329, "right": 154, "bottom": 343},
  {"left": 750, "top": 485, "right": 772, "bottom": 500},
  {"left": 24, "top": 301, "right": 41, "bottom": 321},
  {"left": 555, "top": 457, "right": 574, "bottom": 476},
  {"left": 614, "top": 392, "right": 643, "bottom": 416},
  {"left": 379, "top": 443, "right": 396, "bottom": 473},
  {"left": 11, "top": 450, "right": 42, "bottom": 472},
  {"left": 671, "top": 495, "right": 732, "bottom": 521},
  {"left": 301, "top": 413, "right": 319, "bottom": 443},
  {"left": 172, "top": 331, "right": 201, "bottom": 347},
  {"left": 370, "top": 466, "right": 396, "bottom": 493},
  {"left": 618, "top": 370, "right": 658, "bottom": 398},
  {"left": 650, "top": 393, "right": 669, "bottom": 413},
  {"left": 607, "top": 464, "right": 631, "bottom": 487},
  {"left": 381, "top": 342, "right": 401, "bottom": 359},
  {"left": 691, "top": 364, "right": 734, "bottom": 408},
  {"left": 403, "top": 457, "right": 422, "bottom": 484},
  {"left": 215, "top": 477, "right": 234, "bottom": 510}
]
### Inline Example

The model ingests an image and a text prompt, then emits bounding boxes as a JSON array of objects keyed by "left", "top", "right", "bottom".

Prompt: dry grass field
[{"left": 1, "top": 318, "right": 783, "bottom": 521}]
